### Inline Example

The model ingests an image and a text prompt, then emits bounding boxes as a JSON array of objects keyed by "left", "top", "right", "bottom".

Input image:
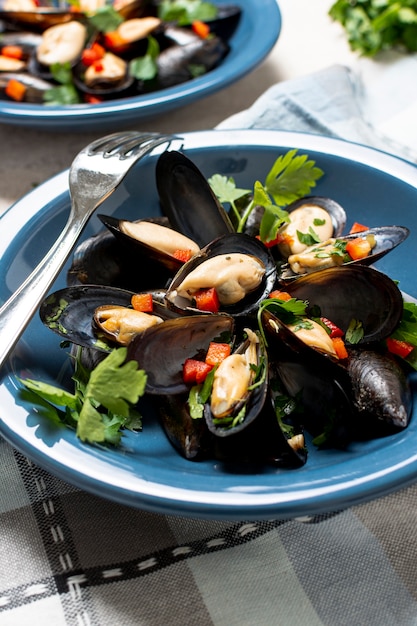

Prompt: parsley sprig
[
  {"left": 19, "top": 348, "right": 146, "bottom": 445},
  {"left": 209, "top": 149, "right": 324, "bottom": 244},
  {"left": 329, "top": 0, "right": 417, "bottom": 56}
]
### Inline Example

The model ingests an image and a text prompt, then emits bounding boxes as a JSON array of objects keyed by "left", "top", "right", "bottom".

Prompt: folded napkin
[{"left": 2, "top": 64, "right": 417, "bottom": 626}]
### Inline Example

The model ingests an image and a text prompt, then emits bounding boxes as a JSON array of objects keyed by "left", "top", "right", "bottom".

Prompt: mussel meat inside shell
[
  {"left": 39, "top": 284, "right": 172, "bottom": 351},
  {"left": 279, "top": 225, "right": 409, "bottom": 280},
  {"left": 276, "top": 196, "right": 346, "bottom": 260},
  {"left": 165, "top": 233, "right": 277, "bottom": 317},
  {"left": 98, "top": 214, "right": 200, "bottom": 274}
]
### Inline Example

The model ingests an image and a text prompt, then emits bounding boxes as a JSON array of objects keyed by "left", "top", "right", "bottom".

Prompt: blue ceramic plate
[
  {"left": 0, "top": 0, "right": 281, "bottom": 132},
  {"left": 1, "top": 129, "right": 417, "bottom": 520}
]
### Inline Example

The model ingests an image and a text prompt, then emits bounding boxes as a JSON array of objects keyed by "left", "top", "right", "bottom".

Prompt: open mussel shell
[
  {"left": 67, "top": 227, "right": 172, "bottom": 291},
  {"left": 262, "top": 309, "right": 355, "bottom": 447},
  {"left": 0, "top": 8, "right": 82, "bottom": 32},
  {"left": 267, "top": 362, "right": 308, "bottom": 468},
  {"left": 39, "top": 284, "right": 173, "bottom": 352},
  {"left": 203, "top": 4, "right": 242, "bottom": 41},
  {"left": 98, "top": 214, "right": 194, "bottom": 274},
  {"left": 279, "top": 224, "right": 409, "bottom": 281},
  {"left": 126, "top": 313, "right": 235, "bottom": 395},
  {"left": 72, "top": 57, "right": 135, "bottom": 98},
  {"left": 0, "top": 71, "right": 54, "bottom": 102},
  {"left": 156, "top": 150, "right": 234, "bottom": 247},
  {"left": 153, "top": 393, "right": 214, "bottom": 461},
  {"left": 165, "top": 233, "right": 277, "bottom": 318},
  {"left": 203, "top": 330, "right": 269, "bottom": 439},
  {"left": 284, "top": 264, "right": 404, "bottom": 344}
]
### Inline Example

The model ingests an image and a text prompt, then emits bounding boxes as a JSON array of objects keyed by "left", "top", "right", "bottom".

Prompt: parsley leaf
[
  {"left": 87, "top": 5, "right": 124, "bottom": 32},
  {"left": 129, "top": 36, "right": 160, "bottom": 81},
  {"left": 209, "top": 149, "right": 324, "bottom": 243},
  {"left": 329, "top": 0, "right": 417, "bottom": 56},
  {"left": 157, "top": 0, "right": 218, "bottom": 25},
  {"left": 19, "top": 348, "right": 146, "bottom": 445}
]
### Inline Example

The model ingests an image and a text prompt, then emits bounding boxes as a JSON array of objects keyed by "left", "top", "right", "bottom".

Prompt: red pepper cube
[
  {"left": 205, "top": 342, "right": 231, "bottom": 366},
  {"left": 131, "top": 293, "right": 153, "bottom": 313},
  {"left": 183, "top": 359, "right": 212, "bottom": 384},
  {"left": 386, "top": 337, "right": 414, "bottom": 359},
  {"left": 194, "top": 288, "right": 220, "bottom": 313},
  {"left": 320, "top": 316, "right": 344, "bottom": 338}
]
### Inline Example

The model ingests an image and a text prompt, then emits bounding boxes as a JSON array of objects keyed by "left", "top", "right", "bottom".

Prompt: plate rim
[{"left": 1, "top": 127, "right": 417, "bottom": 521}]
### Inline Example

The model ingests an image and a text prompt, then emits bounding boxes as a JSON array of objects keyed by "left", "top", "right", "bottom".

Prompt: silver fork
[{"left": 0, "top": 131, "right": 176, "bottom": 372}]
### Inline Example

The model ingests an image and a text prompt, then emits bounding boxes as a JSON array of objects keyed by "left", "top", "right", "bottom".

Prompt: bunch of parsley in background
[{"left": 329, "top": 0, "right": 417, "bottom": 56}]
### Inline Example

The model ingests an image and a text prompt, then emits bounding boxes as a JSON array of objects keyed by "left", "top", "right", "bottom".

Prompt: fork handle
[{"left": 0, "top": 211, "right": 89, "bottom": 373}]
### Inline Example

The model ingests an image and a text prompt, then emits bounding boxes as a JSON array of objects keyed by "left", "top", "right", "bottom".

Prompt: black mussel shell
[
  {"left": 204, "top": 330, "right": 269, "bottom": 439},
  {"left": 347, "top": 347, "right": 413, "bottom": 432},
  {"left": 126, "top": 313, "right": 235, "bottom": 394},
  {"left": 156, "top": 150, "right": 234, "bottom": 247},
  {"left": 0, "top": 71, "right": 54, "bottom": 102},
  {"left": 153, "top": 392, "right": 214, "bottom": 460},
  {"left": 98, "top": 214, "right": 193, "bottom": 274},
  {"left": 279, "top": 225, "right": 409, "bottom": 280},
  {"left": 0, "top": 9, "right": 83, "bottom": 32},
  {"left": 284, "top": 265, "right": 404, "bottom": 344},
  {"left": 154, "top": 34, "right": 229, "bottom": 89},
  {"left": 67, "top": 228, "right": 172, "bottom": 291},
  {"left": 165, "top": 233, "right": 277, "bottom": 318},
  {"left": 72, "top": 58, "right": 135, "bottom": 98},
  {"left": 39, "top": 284, "right": 173, "bottom": 352},
  {"left": 204, "top": 5, "right": 242, "bottom": 41},
  {"left": 262, "top": 309, "right": 354, "bottom": 447},
  {"left": 267, "top": 362, "right": 308, "bottom": 468}
]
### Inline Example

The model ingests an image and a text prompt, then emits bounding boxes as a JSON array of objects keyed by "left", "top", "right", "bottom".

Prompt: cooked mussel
[
  {"left": 165, "top": 233, "right": 277, "bottom": 318},
  {"left": 98, "top": 214, "right": 200, "bottom": 274},
  {"left": 204, "top": 327, "right": 268, "bottom": 435},
  {"left": 126, "top": 313, "right": 235, "bottom": 394},
  {"left": 0, "top": 70, "right": 54, "bottom": 101},
  {"left": 275, "top": 195, "right": 346, "bottom": 260},
  {"left": 39, "top": 284, "right": 174, "bottom": 351},
  {"left": 156, "top": 150, "right": 234, "bottom": 247},
  {"left": 279, "top": 225, "right": 409, "bottom": 280}
]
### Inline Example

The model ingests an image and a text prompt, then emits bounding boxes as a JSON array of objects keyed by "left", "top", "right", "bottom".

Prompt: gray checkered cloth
[{"left": 2, "top": 64, "right": 417, "bottom": 626}]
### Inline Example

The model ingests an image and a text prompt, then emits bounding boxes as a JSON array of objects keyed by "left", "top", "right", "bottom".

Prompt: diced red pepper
[
  {"left": 5, "top": 78, "right": 26, "bottom": 102},
  {"left": 345, "top": 237, "right": 372, "bottom": 261},
  {"left": 183, "top": 358, "right": 213, "bottom": 384},
  {"left": 349, "top": 222, "right": 369, "bottom": 234},
  {"left": 1, "top": 45, "right": 24, "bottom": 60},
  {"left": 386, "top": 337, "right": 414, "bottom": 359},
  {"left": 93, "top": 60, "right": 104, "bottom": 73},
  {"left": 268, "top": 290, "right": 292, "bottom": 301},
  {"left": 131, "top": 293, "right": 153, "bottom": 312},
  {"left": 320, "top": 316, "right": 344, "bottom": 338},
  {"left": 205, "top": 342, "right": 231, "bottom": 366},
  {"left": 332, "top": 336, "right": 348, "bottom": 359},
  {"left": 173, "top": 249, "right": 193, "bottom": 263},
  {"left": 256, "top": 232, "right": 294, "bottom": 248},
  {"left": 84, "top": 94, "right": 104, "bottom": 104},
  {"left": 103, "top": 31, "right": 129, "bottom": 53},
  {"left": 194, "top": 287, "right": 220, "bottom": 313},
  {"left": 81, "top": 43, "right": 105, "bottom": 67},
  {"left": 192, "top": 20, "right": 211, "bottom": 39}
]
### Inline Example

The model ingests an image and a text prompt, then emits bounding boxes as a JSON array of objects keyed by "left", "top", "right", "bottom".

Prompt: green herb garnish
[
  {"left": 19, "top": 348, "right": 146, "bottom": 445},
  {"left": 209, "top": 149, "right": 324, "bottom": 244},
  {"left": 329, "top": 0, "right": 417, "bottom": 56},
  {"left": 157, "top": 0, "right": 218, "bottom": 25}
]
